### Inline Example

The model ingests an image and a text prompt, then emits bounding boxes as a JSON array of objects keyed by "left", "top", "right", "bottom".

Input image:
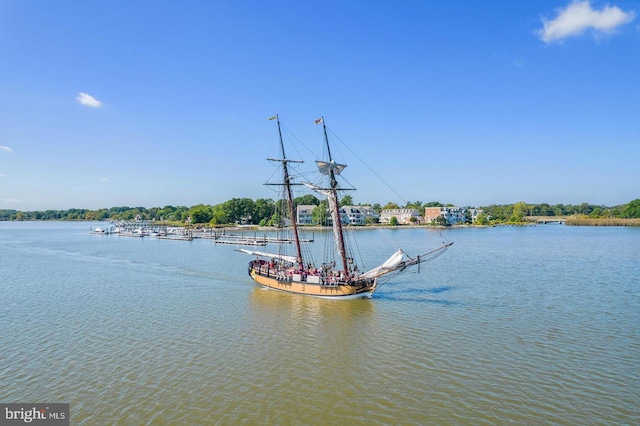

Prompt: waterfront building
[
  {"left": 296, "top": 205, "right": 316, "bottom": 225},
  {"left": 424, "top": 207, "right": 483, "bottom": 225},
  {"left": 296, "top": 204, "right": 380, "bottom": 225},
  {"left": 379, "top": 208, "right": 421, "bottom": 224},
  {"left": 341, "top": 205, "right": 379, "bottom": 225}
]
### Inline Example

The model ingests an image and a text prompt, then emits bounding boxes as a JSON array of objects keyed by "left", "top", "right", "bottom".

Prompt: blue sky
[{"left": 1, "top": 0, "right": 638, "bottom": 210}]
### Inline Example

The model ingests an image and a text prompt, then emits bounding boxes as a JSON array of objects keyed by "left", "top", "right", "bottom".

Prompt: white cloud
[
  {"left": 538, "top": 1, "right": 635, "bottom": 43},
  {"left": 100, "top": 177, "right": 109, "bottom": 182},
  {"left": 0, "top": 145, "right": 12, "bottom": 152},
  {"left": 0, "top": 173, "right": 6, "bottom": 177},
  {"left": 76, "top": 92, "right": 103, "bottom": 108},
  {"left": 2, "top": 198, "right": 24, "bottom": 204}
]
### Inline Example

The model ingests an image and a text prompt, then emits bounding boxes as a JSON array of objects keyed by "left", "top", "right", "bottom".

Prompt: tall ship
[{"left": 240, "top": 115, "right": 453, "bottom": 299}]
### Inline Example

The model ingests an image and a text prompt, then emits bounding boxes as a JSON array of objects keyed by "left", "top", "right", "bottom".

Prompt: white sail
[
  {"left": 303, "top": 182, "right": 330, "bottom": 197},
  {"left": 316, "top": 160, "right": 346, "bottom": 176},
  {"left": 360, "top": 249, "right": 405, "bottom": 279},
  {"left": 303, "top": 182, "right": 345, "bottom": 260},
  {"left": 326, "top": 190, "right": 345, "bottom": 260},
  {"left": 238, "top": 249, "right": 298, "bottom": 264}
]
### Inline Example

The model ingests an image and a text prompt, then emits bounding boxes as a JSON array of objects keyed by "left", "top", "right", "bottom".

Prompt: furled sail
[
  {"left": 303, "top": 182, "right": 345, "bottom": 260},
  {"left": 238, "top": 249, "right": 298, "bottom": 264},
  {"left": 316, "top": 160, "right": 346, "bottom": 176},
  {"left": 360, "top": 249, "right": 406, "bottom": 279}
]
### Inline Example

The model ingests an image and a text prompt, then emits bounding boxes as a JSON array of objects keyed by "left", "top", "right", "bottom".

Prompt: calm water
[{"left": 1, "top": 222, "right": 638, "bottom": 425}]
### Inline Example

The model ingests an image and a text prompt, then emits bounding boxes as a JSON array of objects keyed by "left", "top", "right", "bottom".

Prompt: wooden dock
[{"left": 90, "top": 222, "right": 317, "bottom": 245}]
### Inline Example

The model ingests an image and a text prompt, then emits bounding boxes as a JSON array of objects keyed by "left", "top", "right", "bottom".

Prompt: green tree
[
  {"left": 157, "top": 205, "right": 176, "bottom": 221},
  {"left": 294, "top": 194, "right": 319, "bottom": 206},
  {"left": 479, "top": 204, "right": 511, "bottom": 222},
  {"left": 340, "top": 195, "right": 354, "bottom": 207},
  {"left": 578, "top": 202, "right": 593, "bottom": 215},
  {"left": 210, "top": 204, "right": 229, "bottom": 225},
  {"left": 269, "top": 212, "right": 284, "bottom": 227},
  {"left": 147, "top": 207, "right": 159, "bottom": 220},
  {"left": 553, "top": 204, "right": 566, "bottom": 216},
  {"left": 621, "top": 199, "right": 640, "bottom": 218},
  {"left": 189, "top": 204, "right": 213, "bottom": 224},
  {"left": 382, "top": 202, "right": 399, "bottom": 210},
  {"left": 254, "top": 198, "right": 275, "bottom": 224},
  {"left": 611, "top": 206, "right": 625, "bottom": 218},
  {"left": 510, "top": 202, "right": 528, "bottom": 222},
  {"left": 223, "top": 198, "right": 256, "bottom": 224},
  {"left": 588, "top": 207, "right": 603, "bottom": 218},
  {"left": 435, "top": 215, "right": 448, "bottom": 226},
  {"left": 267, "top": 199, "right": 293, "bottom": 224},
  {"left": 0, "top": 210, "right": 17, "bottom": 220},
  {"left": 475, "top": 213, "right": 489, "bottom": 225},
  {"left": 389, "top": 216, "right": 399, "bottom": 226},
  {"left": 530, "top": 203, "right": 551, "bottom": 216},
  {"left": 95, "top": 209, "right": 109, "bottom": 220},
  {"left": 312, "top": 200, "right": 328, "bottom": 225},
  {"left": 174, "top": 206, "right": 189, "bottom": 222}
]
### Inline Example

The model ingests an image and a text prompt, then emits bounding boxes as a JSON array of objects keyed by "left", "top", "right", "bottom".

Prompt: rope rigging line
[
  {"left": 327, "top": 128, "right": 408, "bottom": 206},
  {"left": 374, "top": 242, "right": 452, "bottom": 287},
  {"left": 345, "top": 228, "right": 367, "bottom": 272},
  {"left": 280, "top": 123, "right": 320, "bottom": 163}
]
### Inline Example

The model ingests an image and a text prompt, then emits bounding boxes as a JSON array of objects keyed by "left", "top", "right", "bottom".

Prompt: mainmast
[
  {"left": 319, "top": 117, "right": 350, "bottom": 275},
  {"left": 271, "top": 115, "right": 304, "bottom": 266}
]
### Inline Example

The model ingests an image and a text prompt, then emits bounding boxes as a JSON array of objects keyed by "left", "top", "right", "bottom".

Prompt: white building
[
  {"left": 341, "top": 205, "right": 380, "bottom": 225},
  {"left": 297, "top": 204, "right": 380, "bottom": 225},
  {"left": 424, "top": 207, "right": 483, "bottom": 225},
  {"left": 296, "top": 205, "right": 316, "bottom": 225},
  {"left": 379, "top": 208, "right": 421, "bottom": 224}
]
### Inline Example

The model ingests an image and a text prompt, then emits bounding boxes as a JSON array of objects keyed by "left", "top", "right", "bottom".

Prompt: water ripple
[{"left": 1, "top": 223, "right": 639, "bottom": 424}]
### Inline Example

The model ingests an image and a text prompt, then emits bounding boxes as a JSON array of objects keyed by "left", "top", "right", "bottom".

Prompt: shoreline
[{"left": 2, "top": 219, "right": 639, "bottom": 227}]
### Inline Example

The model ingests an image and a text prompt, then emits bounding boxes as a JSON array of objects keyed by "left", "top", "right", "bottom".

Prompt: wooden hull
[{"left": 248, "top": 265, "right": 377, "bottom": 299}]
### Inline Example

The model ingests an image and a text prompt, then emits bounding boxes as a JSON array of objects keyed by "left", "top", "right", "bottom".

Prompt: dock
[{"left": 90, "top": 222, "right": 314, "bottom": 246}]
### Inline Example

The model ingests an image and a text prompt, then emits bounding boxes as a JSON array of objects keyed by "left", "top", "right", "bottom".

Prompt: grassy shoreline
[{"left": 564, "top": 217, "right": 640, "bottom": 226}]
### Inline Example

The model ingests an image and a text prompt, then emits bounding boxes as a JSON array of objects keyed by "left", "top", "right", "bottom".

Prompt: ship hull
[{"left": 248, "top": 265, "right": 376, "bottom": 299}]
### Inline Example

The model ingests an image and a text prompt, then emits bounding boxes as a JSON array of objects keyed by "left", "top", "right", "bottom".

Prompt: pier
[
  {"left": 526, "top": 216, "right": 567, "bottom": 224},
  {"left": 89, "top": 222, "right": 315, "bottom": 246}
]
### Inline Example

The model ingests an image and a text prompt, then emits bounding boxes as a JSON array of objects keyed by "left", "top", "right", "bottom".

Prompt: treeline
[
  {"left": 0, "top": 195, "right": 396, "bottom": 224},
  {"left": 479, "top": 200, "right": 640, "bottom": 223},
  {"left": 2, "top": 199, "right": 639, "bottom": 224},
  {"left": 0, "top": 195, "right": 321, "bottom": 225}
]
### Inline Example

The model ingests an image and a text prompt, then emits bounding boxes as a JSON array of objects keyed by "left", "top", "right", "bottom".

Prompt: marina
[{"left": 90, "top": 221, "right": 314, "bottom": 246}]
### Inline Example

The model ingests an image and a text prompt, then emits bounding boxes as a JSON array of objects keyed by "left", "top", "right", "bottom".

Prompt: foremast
[
  {"left": 317, "top": 117, "right": 350, "bottom": 277},
  {"left": 269, "top": 114, "right": 304, "bottom": 266}
]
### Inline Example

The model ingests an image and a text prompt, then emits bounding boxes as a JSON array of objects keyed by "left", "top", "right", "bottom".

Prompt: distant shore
[
  {"left": 525, "top": 216, "right": 640, "bottom": 227},
  {"left": 2, "top": 218, "right": 640, "bottom": 227}
]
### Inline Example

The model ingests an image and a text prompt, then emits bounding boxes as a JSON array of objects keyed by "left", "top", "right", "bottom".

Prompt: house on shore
[
  {"left": 296, "top": 205, "right": 316, "bottom": 225},
  {"left": 424, "top": 207, "right": 483, "bottom": 225},
  {"left": 379, "top": 208, "right": 421, "bottom": 224},
  {"left": 340, "top": 205, "right": 378, "bottom": 225},
  {"left": 296, "top": 204, "right": 380, "bottom": 225}
]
